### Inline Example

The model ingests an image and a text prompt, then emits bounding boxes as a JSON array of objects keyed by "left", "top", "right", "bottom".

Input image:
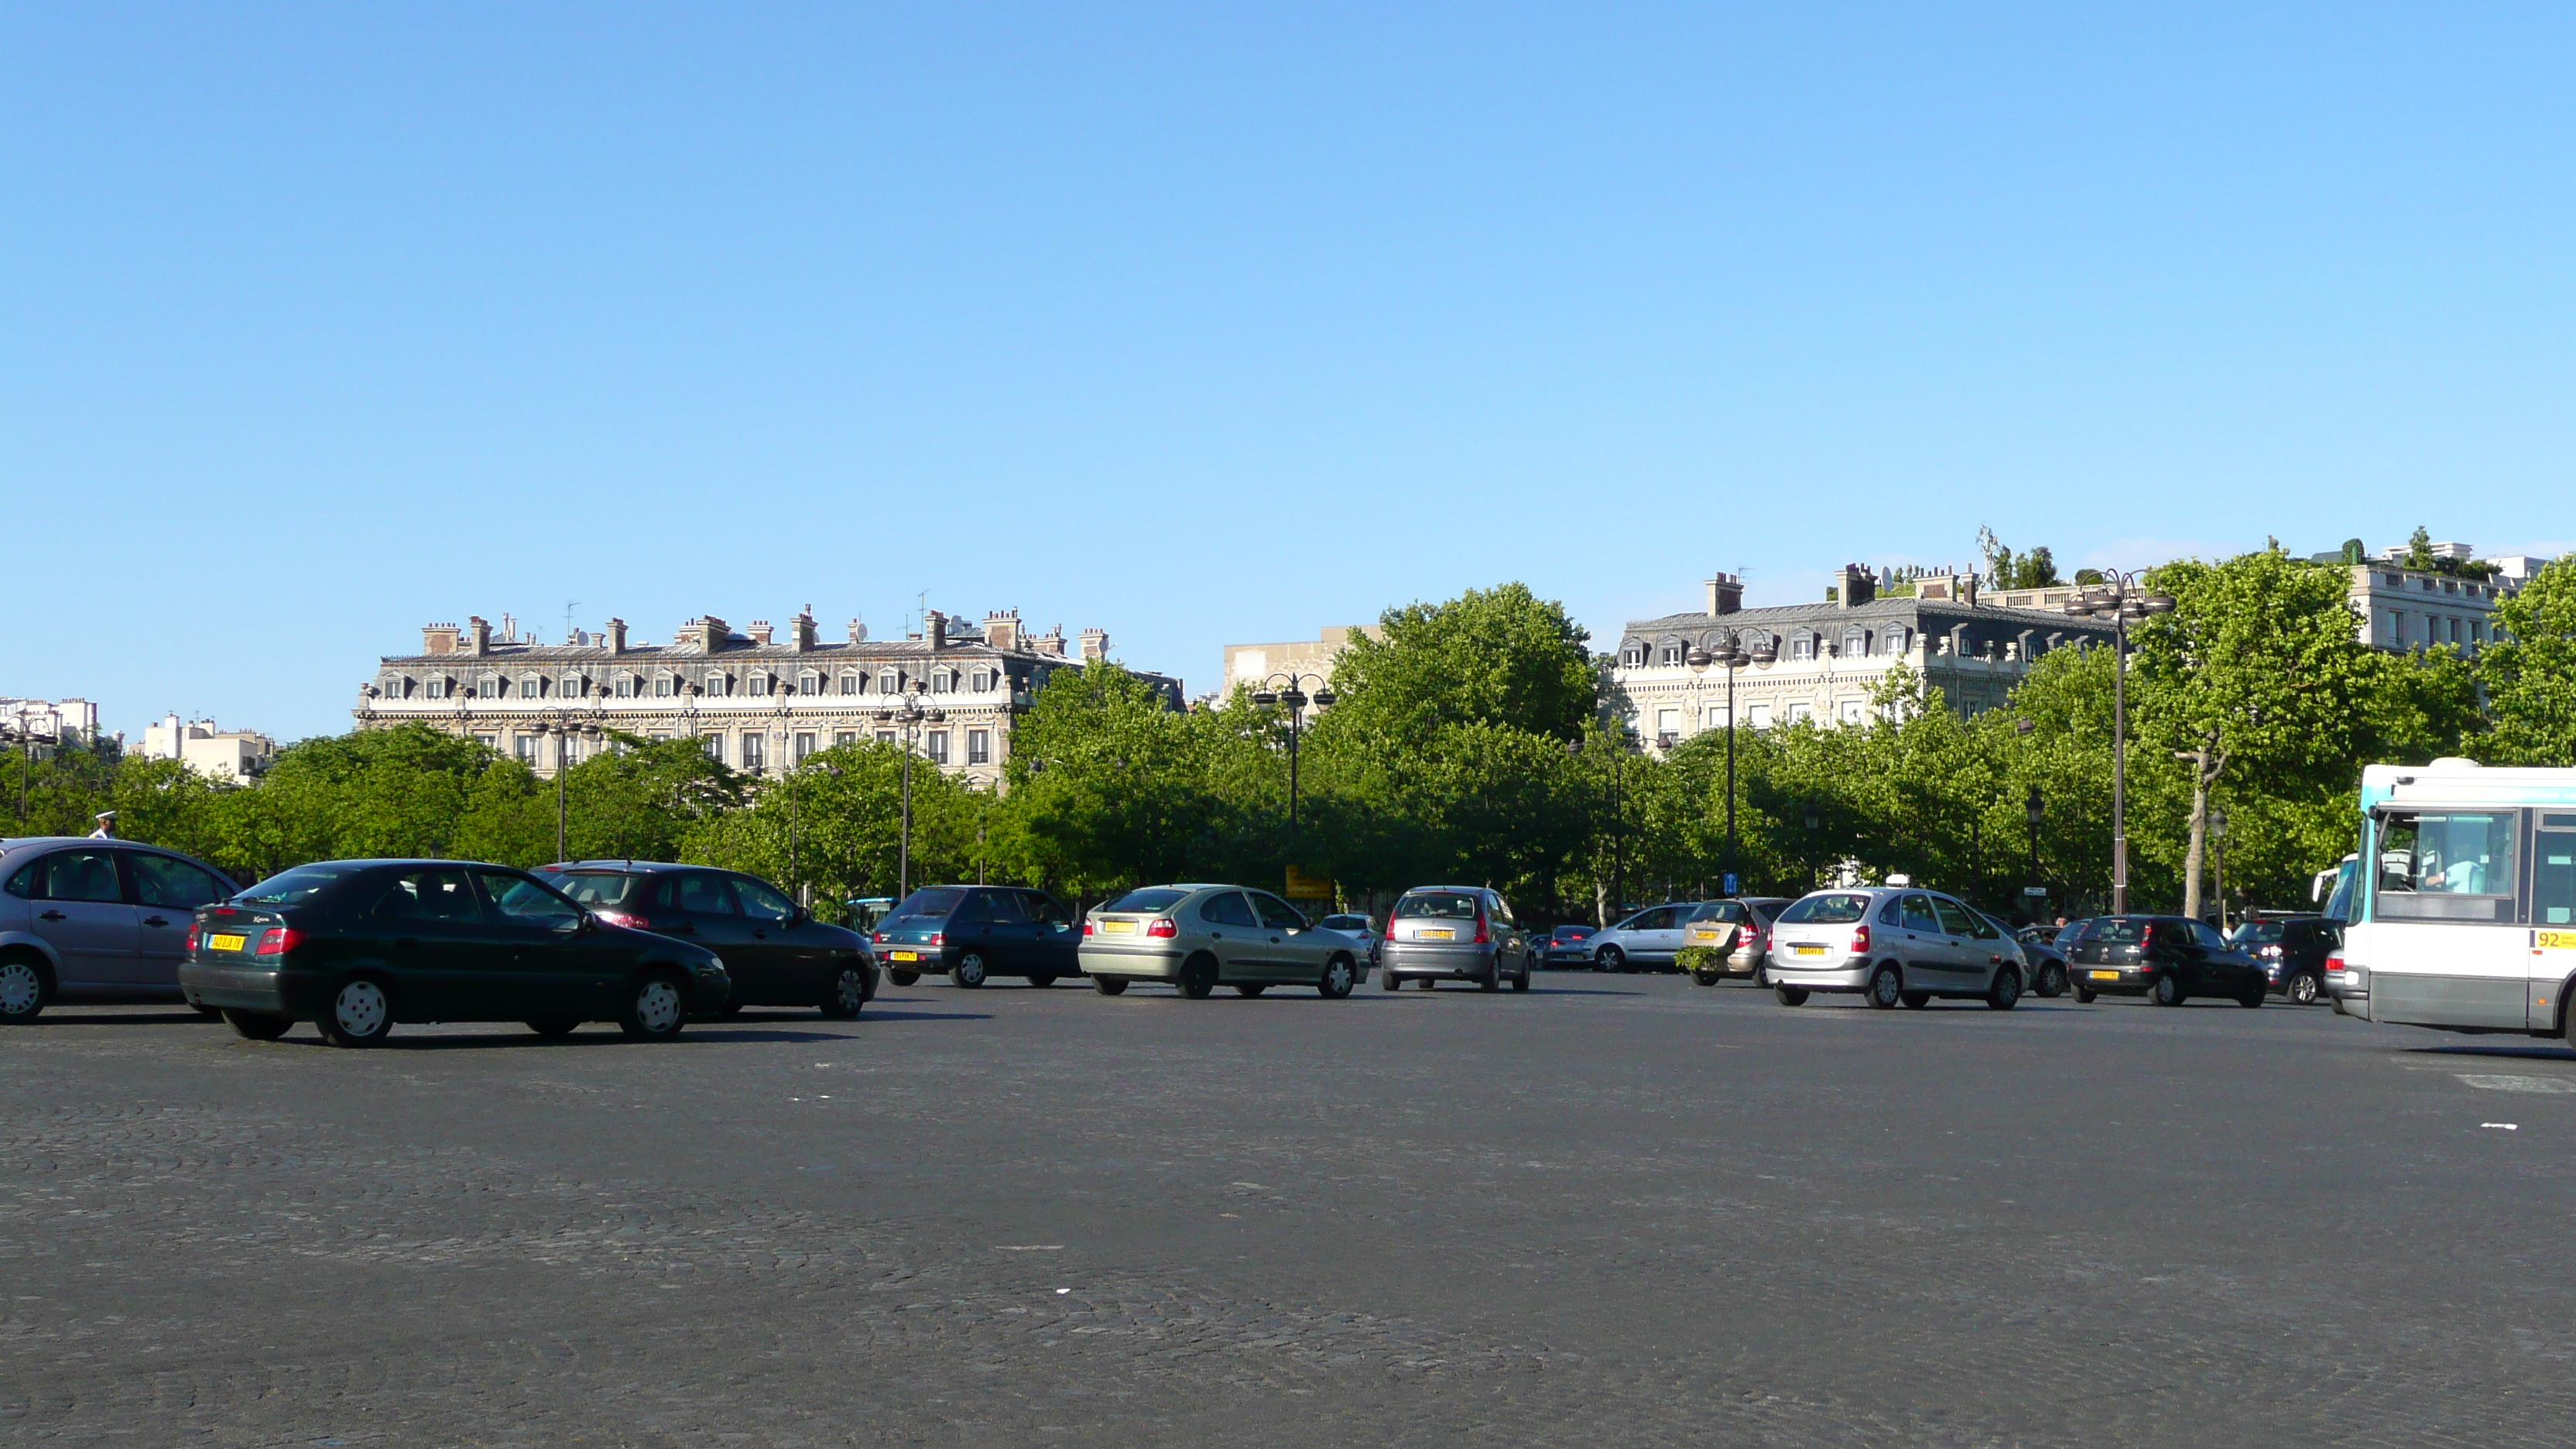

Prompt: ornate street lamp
[
  {"left": 882, "top": 681, "right": 944, "bottom": 897},
  {"left": 1249, "top": 672, "right": 1336, "bottom": 840},
  {"left": 2063, "top": 572, "right": 2176, "bottom": 914},
  {"left": 528, "top": 714, "right": 603, "bottom": 863},
  {"left": 1686, "top": 632, "right": 1777, "bottom": 884},
  {"left": 1567, "top": 724, "right": 1640, "bottom": 916}
]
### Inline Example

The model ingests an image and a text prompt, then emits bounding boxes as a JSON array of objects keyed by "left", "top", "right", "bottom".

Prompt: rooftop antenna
[{"left": 564, "top": 599, "right": 581, "bottom": 646}]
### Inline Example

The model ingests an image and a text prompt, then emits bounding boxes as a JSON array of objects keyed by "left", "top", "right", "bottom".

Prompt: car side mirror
[
  {"left": 570, "top": 912, "right": 594, "bottom": 934},
  {"left": 790, "top": 906, "right": 808, "bottom": 927}
]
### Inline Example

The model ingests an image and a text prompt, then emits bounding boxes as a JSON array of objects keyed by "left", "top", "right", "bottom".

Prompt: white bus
[{"left": 2328, "top": 759, "right": 2576, "bottom": 1040}]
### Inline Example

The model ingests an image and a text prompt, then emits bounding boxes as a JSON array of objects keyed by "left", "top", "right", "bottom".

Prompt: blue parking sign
[{"left": 1722, "top": 872, "right": 1739, "bottom": 895}]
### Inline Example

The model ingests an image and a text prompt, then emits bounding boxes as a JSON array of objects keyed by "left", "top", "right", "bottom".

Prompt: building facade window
[
  {"left": 1746, "top": 704, "right": 1772, "bottom": 729},
  {"left": 878, "top": 670, "right": 899, "bottom": 694},
  {"left": 967, "top": 729, "right": 990, "bottom": 764},
  {"left": 794, "top": 731, "right": 816, "bottom": 763},
  {"left": 515, "top": 735, "right": 537, "bottom": 762},
  {"left": 799, "top": 672, "right": 820, "bottom": 696},
  {"left": 741, "top": 733, "right": 766, "bottom": 770},
  {"left": 425, "top": 676, "right": 448, "bottom": 699},
  {"left": 1790, "top": 635, "right": 1815, "bottom": 661},
  {"left": 653, "top": 673, "right": 672, "bottom": 697},
  {"left": 704, "top": 735, "right": 724, "bottom": 762},
  {"left": 560, "top": 674, "right": 583, "bottom": 698},
  {"left": 747, "top": 673, "right": 770, "bottom": 697},
  {"left": 479, "top": 675, "right": 502, "bottom": 698},
  {"left": 834, "top": 730, "right": 858, "bottom": 747},
  {"left": 520, "top": 677, "right": 541, "bottom": 699},
  {"left": 875, "top": 730, "right": 896, "bottom": 745},
  {"left": 839, "top": 673, "right": 862, "bottom": 696},
  {"left": 706, "top": 671, "right": 728, "bottom": 696},
  {"left": 615, "top": 674, "right": 635, "bottom": 698},
  {"left": 925, "top": 731, "right": 951, "bottom": 764}
]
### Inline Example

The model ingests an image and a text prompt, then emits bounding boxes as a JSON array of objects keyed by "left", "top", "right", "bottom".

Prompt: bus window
[
  {"left": 2322, "top": 858, "right": 2358, "bottom": 925},
  {"left": 2373, "top": 811, "right": 2519, "bottom": 921},
  {"left": 2536, "top": 829, "right": 2576, "bottom": 927}
]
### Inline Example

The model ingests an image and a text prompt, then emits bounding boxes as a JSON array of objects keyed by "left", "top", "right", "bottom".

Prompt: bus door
[
  {"left": 2367, "top": 807, "right": 2528, "bottom": 1029},
  {"left": 2530, "top": 813, "right": 2576, "bottom": 1029}
]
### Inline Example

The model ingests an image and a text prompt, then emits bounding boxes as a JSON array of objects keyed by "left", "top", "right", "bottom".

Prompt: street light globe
[
  {"left": 1251, "top": 689, "right": 1279, "bottom": 705},
  {"left": 1312, "top": 687, "right": 1336, "bottom": 707}
]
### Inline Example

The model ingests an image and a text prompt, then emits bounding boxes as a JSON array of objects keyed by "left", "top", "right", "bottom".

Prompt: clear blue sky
[{"left": 7, "top": 4, "right": 2571, "bottom": 742}]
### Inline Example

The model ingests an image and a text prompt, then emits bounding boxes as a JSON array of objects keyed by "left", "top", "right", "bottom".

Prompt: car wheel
[
  {"left": 1319, "top": 955, "right": 1355, "bottom": 999},
  {"left": 1753, "top": 965, "right": 1769, "bottom": 989},
  {"left": 1512, "top": 967, "right": 1531, "bottom": 992},
  {"left": 223, "top": 1009, "right": 293, "bottom": 1041},
  {"left": 1029, "top": 973, "right": 1057, "bottom": 988},
  {"left": 1381, "top": 969, "right": 1402, "bottom": 991},
  {"left": 2150, "top": 974, "right": 2185, "bottom": 1007},
  {"left": 618, "top": 972, "right": 689, "bottom": 1040},
  {"left": 316, "top": 977, "right": 394, "bottom": 1048},
  {"left": 1986, "top": 965, "right": 2023, "bottom": 1012},
  {"left": 953, "top": 954, "right": 988, "bottom": 989},
  {"left": 1177, "top": 953, "right": 1218, "bottom": 999},
  {"left": 1866, "top": 963, "right": 1903, "bottom": 1010},
  {"left": 1598, "top": 946, "right": 1626, "bottom": 974},
  {"left": 1234, "top": 983, "right": 1269, "bottom": 997},
  {"left": 2037, "top": 963, "right": 2067, "bottom": 999},
  {"left": 0, "top": 955, "right": 50, "bottom": 1025},
  {"left": 888, "top": 968, "right": 920, "bottom": 987},
  {"left": 819, "top": 963, "right": 869, "bottom": 1019},
  {"left": 1900, "top": 990, "right": 1932, "bottom": 1009},
  {"left": 1690, "top": 968, "right": 1721, "bottom": 986},
  {"left": 2288, "top": 972, "right": 2320, "bottom": 1005},
  {"left": 526, "top": 1016, "right": 581, "bottom": 1038},
  {"left": 1479, "top": 957, "right": 1502, "bottom": 992},
  {"left": 1774, "top": 984, "right": 1809, "bottom": 1006},
  {"left": 2075, "top": 985, "right": 2099, "bottom": 1004},
  {"left": 1092, "top": 975, "right": 1129, "bottom": 996},
  {"left": 2239, "top": 985, "right": 2266, "bottom": 1009}
]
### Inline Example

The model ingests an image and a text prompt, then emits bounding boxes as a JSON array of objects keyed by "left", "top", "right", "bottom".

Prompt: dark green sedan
[{"left": 177, "top": 860, "right": 731, "bottom": 1047}]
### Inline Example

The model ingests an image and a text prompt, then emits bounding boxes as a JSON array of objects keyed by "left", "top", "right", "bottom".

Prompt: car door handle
[
  {"left": 144, "top": 916, "right": 170, "bottom": 928},
  {"left": 752, "top": 930, "right": 769, "bottom": 940},
  {"left": 1269, "top": 935, "right": 1283, "bottom": 944},
  {"left": 39, "top": 910, "right": 63, "bottom": 922},
  {"left": 667, "top": 923, "right": 696, "bottom": 935},
  {"left": 1211, "top": 932, "right": 1224, "bottom": 939}
]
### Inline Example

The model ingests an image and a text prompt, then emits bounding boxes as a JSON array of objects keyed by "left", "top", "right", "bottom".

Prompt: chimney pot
[
  {"left": 926, "top": 611, "right": 947, "bottom": 650},
  {"left": 1704, "top": 572, "right": 1744, "bottom": 616}
]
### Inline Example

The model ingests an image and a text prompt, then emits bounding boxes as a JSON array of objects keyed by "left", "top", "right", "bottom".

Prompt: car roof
[{"left": 540, "top": 860, "right": 725, "bottom": 874}]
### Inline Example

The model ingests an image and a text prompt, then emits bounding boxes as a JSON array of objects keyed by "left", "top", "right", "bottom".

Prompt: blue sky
[{"left": 7, "top": 4, "right": 2572, "bottom": 742}]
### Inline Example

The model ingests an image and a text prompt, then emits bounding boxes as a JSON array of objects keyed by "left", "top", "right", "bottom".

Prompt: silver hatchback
[
  {"left": 1765, "top": 884, "right": 2026, "bottom": 1010},
  {"left": 1079, "top": 884, "right": 1366, "bottom": 999},
  {"left": 1378, "top": 886, "right": 1534, "bottom": 992}
]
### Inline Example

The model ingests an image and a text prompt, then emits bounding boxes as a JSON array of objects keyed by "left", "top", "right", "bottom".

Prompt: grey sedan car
[
  {"left": 1379, "top": 886, "right": 1534, "bottom": 992},
  {"left": 2, "top": 835, "right": 241, "bottom": 1024},
  {"left": 1079, "top": 884, "right": 1366, "bottom": 999}
]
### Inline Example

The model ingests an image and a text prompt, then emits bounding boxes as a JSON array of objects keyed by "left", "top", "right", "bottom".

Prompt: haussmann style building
[
  {"left": 355, "top": 608, "right": 1182, "bottom": 788},
  {"left": 1612, "top": 568, "right": 2120, "bottom": 751}
]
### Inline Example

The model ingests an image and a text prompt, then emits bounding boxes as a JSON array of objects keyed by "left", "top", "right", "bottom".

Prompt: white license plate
[
  {"left": 1420, "top": 928, "right": 1455, "bottom": 940},
  {"left": 887, "top": 951, "right": 922, "bottom": 962},
  {"left": 1101, "top": 920, "right": 1136, "bottom": 934},
  {"left": 208, "top": 933, "right": 246, "bottom": 953}
]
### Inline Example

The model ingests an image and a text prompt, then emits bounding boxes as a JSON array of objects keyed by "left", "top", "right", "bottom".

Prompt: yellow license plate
[
  {"left": 2542, "top": 930, "right": 2576, "bottom": 950},
  {"left": 1101, "top": 919, "right": 1136, "bottom": 934},
  {"left": 1690, "top": 929, "right": 1717, "bottom": 941},
  {"left": 2091, "top": 970, "right": 2119, "bottom": 981},
  {"left": 887, "top": 951, "right": 921, "bottom": 962},
  {"left": 208, "top": 933, "right": 245, "bottom": 953},
  {"left": 1792, "top": 944, "right": 1825, "bottom": 955},
  {"left": 1421, "top": 928, "right": 1455, "bottom": 940}
]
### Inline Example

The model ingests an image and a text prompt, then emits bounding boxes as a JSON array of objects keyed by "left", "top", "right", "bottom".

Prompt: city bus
[{"left": 2328, "top": 759, "right": 2576, "bottom": 1039}]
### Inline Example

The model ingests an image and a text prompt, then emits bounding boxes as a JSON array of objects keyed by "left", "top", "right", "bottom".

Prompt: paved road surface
[{"left": 5, "top": 973, "right": 2573, "bottom": 1446}]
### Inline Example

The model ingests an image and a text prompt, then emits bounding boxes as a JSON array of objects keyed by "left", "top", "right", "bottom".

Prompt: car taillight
[
  {"left": 185, "top": 924, "right": 201, "bottom": 953},
  {"left": 2324, "top": 952, "right": 2345, "bottom": 974},
  {"left": 1473, "top": 913, "right": 1490, "bottom": 945},
  {"left": 1386, "top": 918, "right": 1399, "bottom": 940},
  {"left": 255, "top": 927, "right": 303, "bottom": 957},
  {"left": 1082, "top": 919, "right": 1095, "bottom": 937},
  {"left": 1148, "top": 917, "right": 1178, "bottom": 939},
  {"left": 2138, "top": 923, "right": 2156, "bottom": 952},
  {"left": 594, "top": 910, "right": 649, "bottom": 930},
  {"left": 928, "top": 931, "right": 945, "bottom": 947},
  {"left": 1850, "top": 923, "right": 1870, "bottom": 954},
  {"left": 872, "top": 930, "right": 887, "bottom": 944}
]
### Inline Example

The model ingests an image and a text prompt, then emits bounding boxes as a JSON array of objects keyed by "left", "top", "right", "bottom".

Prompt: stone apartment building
[
  {"left": 355, "top": 608, "right": 1183, "bottom": 787},
  {"left": 1612, "top": 569, "right": 2120, "bottom": 750},
  {"left": 141, "top": 714, "right": 278, "bottom": 780},
  {"left": 1219, "top": 625, "right": 1386, "bottom": 701}
]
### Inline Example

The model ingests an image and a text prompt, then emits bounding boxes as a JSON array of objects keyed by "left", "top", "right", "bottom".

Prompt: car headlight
[{"left": 701, "top": 957, "right": 727, "bottom": 974}]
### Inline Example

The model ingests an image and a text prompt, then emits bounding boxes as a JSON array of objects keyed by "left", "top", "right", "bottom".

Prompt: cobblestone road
[{"left": 6, "top": 974, "right": 2574, "bottom": 1445}]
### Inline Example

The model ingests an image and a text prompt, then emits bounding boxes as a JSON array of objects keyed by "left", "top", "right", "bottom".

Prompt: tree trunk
[{"left": 2178, "top": 735, "right": 2225, "bottom": 920}]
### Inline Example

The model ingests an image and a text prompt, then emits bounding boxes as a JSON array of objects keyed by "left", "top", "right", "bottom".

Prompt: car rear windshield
[
  {"left": 1553, "top": 925, "right": 1595, "bottom": 939},
  {"left": 1779, "top": 892, "right": 1871, "bottom": 925},
  {"left": 553, "top": 872, "right": 640, "bottom": 906},
  {"left": 889, "top": 886, "right": 971, "bottom": 920},
  {"left": 1104, "top": 887, "right": 1190, "bottom": 914},
  {"left": 1752, "top": 901, "right": 1789, "bottom": 923},
  {"left": 1396, "top": 892, "right": 1480, "bottom": 920},
  {"left": 1687, "top": 902, "right": 1746, "bottom": 923},
  {"left": 2093, "top": 918, "right": 2160, "bottom": 943},
  {"left": 235, "top": 865, "right": 363, "bottom": 906},
  {"left": 2232, "top": 922, "right": 2287, "bottom": 944}
]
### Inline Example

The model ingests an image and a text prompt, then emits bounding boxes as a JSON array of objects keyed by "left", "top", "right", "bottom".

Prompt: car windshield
[
  {"left": 1687, "top": 902, "right": 1745, "bottom": 924},
  {"left": 2232, "top": 921, "right": 2287, "bottom": 944},
  {"left": 889, "top": 886, "right": 970, "bottom": 920},
  {"left": 1780, "top": 892, "right": 1871, "bottom": 925},
  {"left": 553, "top": 872, "right": 637, "bottom": 905},
  {"left": 235, "top": 865, "right": 361, "bottom": 906},
  {"left": 1105, "top": 887, "right": 1190, "bottom": 913},
  {"left": 2094, "top": 918, "right": 2156, "bottom": 943},
  {"left": 1396, "top": 892, "right": 1480, "bottom": 920}
]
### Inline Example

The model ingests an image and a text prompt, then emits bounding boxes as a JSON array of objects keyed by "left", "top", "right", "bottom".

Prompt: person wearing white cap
[{"left": 87, "top": 810, "right": 115, "bottom": 839}]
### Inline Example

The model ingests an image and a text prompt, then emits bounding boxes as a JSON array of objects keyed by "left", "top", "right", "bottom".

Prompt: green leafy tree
[
  {"left": 2482, "top": 555, "right": 2576, "bottom": 765},
  {"left": 685, "top": 740, "right": 980, "bottom": 910}
]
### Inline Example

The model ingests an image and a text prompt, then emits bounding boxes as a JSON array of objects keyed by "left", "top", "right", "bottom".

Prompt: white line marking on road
[
  {"left": 2483, "top": 1122, "right": 2520, "bottom": 1130},
  {"left": 2456, "top": 1074, "right": 2576, "bottom": 1093},
  {"left": 995, "top": 1245, "right": 1064, "bottom": 1251}
]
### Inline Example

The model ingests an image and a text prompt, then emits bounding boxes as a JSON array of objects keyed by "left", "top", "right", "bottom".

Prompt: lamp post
[
  {"left": 2024, "top": 784, "right": 2045, "bottom": 916},
  {"left": 1686, "top": 632, "right": 1776, "bottom": 883},
  {"left": 883, "top": 682, "right": 944, "bottom": 898},
  {"left": 2211, "top": 807, "right": 2229, "bottom": 931},
  {"left": 528, "top": 712, "right": 603, "bottom": 864},
  {"left": 2063, "top": 571, "right": 2176, "bottom": 915},
  {"left": 1568, "top": 725, "right": 1639, "bottom": 916},
  {"left": 1249, "top": 672, "right": 1336, "bottom": 841}
]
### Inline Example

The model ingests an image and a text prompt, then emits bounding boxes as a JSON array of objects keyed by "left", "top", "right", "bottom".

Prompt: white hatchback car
[
  {"left": 1765, "top": 885, "right": 2026, "bottom": 1010},
  {"left": 1079, "top": 884, "right": 1367, "bottom": 999}
]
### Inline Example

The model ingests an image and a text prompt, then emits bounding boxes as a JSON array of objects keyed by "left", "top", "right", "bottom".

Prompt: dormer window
[
  {"left": 799, "top": 670, "right": 820, "bottom": 696},
  {"left": 653, "top": 673, "right": 673, "bottom": 697},
  {"left": 840, "top": 672, "right": 862, "bottom": 696},
  {"left": 478, "top": 674, "right": 502, "bottom": 698},
  {"left": 879, "top": 669, "right": 901, "bottom": 694},
  {"left": 1841, "top": 629, "right": 1867, "bottom": 657},
  {"left": 423, "top": 676, "right": 449, "bottom": 700},
  {"left": 560, "top": 673, "right": 584, "bottom": 698},
  {"left": 614, "top": 674, "right": 635, "bottom": 699},
  {"left": 705, "top": 670, "right": 728, "bottom": 696}
]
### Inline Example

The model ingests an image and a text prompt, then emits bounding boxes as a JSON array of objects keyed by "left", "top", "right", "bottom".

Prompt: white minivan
[{"left": 1765, "top": 882, "right": 2026, "bottom": 1010}]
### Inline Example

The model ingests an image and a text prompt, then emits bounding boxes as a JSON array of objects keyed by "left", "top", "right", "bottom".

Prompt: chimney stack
[
  {"left": 746, "top": 620, "right": 775, "bottom": 646},
  {"left": 606, "top": 618, "right": 627, "bottom": 655},
  {"left": 926, "top": 610, "right": 947, "bottom": 650},
  {"left": 791, "top": 609, "right": 816, "bottom": 652},
  {"left": 423, "top": 622, "right": 461, "bottom": 656},
  {"left": 467, "top": 616, "right": 492, "bottom": 656},
  {"left": 1079, "top": 627, "right": 1109, "bottom": 663},
  {"left": 1838, "top": 565, "right": 1876, "bottom": 608},
  {"left": 848, "top": 616, "right": 867, "bottom": 644},
  {"left": 985, "top": 610, "right": 1021, "bottom": 651},
  {"left": 1704, "top": 573, "right": 1744, "bottom": 616}
]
